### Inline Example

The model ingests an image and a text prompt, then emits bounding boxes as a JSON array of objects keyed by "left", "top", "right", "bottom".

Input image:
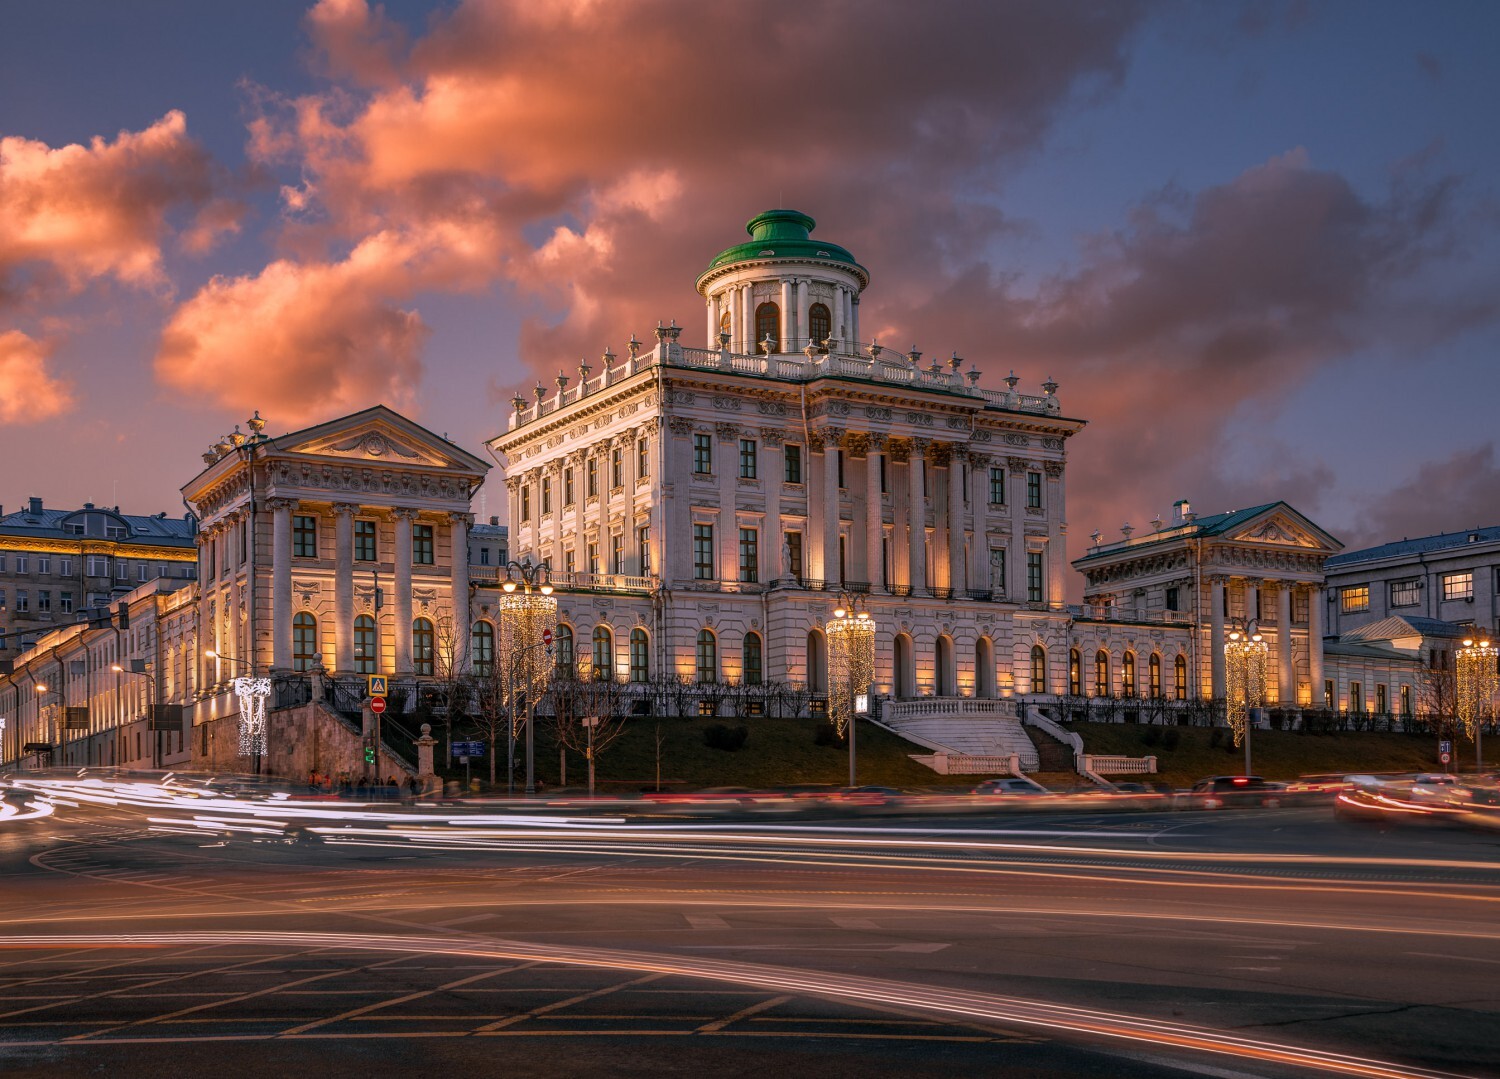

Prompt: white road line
[{"left": 684, "top": 914, "right": 730, "bottom": 930}]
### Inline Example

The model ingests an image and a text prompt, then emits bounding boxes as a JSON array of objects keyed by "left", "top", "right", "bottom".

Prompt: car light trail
[{"left": 0, "top": 930, "right": 1462, "bottom": 1079}]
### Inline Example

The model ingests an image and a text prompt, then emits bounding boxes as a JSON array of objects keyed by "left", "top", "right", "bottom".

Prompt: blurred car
[
  {"left": 1179, "top": 775, "right": 1284, "bottom": 810},
  {"left": 972, "top": 778, "right": 1050, "bottom": 796}
]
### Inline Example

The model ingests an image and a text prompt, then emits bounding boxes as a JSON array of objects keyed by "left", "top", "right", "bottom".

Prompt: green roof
[{"left": 698, "top": 209, "right": 867, "bottom": 288}]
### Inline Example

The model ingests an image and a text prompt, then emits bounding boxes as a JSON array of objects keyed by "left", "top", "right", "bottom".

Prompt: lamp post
[
  {"left": 204, "top": 649, "right": 271, "bottom": 774},
  {"left": 111, "top": 664, "right": 159, "bottom": 769},
  {"left": 1456, "top": 637, "right": 1497, "bottom": 771},
  {"left": 498, "top": 559, "right": 557, "bottom": 796},
  {"left": 827, "top": 591, "right": 876, "bottom": 787},
  {"left": 1224, "top": 620, "right": 1267, "bottom": 776}
]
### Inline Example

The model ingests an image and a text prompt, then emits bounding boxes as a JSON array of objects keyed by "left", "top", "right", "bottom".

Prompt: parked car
[
  {"left": 972, "top": 778, "right": 1050, "bottom": 796},
  {"left": 1179, "top": 775, "right": 1284, "bottom": 810}
]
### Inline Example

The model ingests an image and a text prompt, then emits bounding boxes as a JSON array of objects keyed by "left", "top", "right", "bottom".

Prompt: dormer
[{"left": 694, "top": 209, "right": 870, "bottom": 355}]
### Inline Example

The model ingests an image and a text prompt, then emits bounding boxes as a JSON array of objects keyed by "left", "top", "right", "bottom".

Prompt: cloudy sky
[{"left": 3, "top": 0, "right": 1498, "bottom": 570}]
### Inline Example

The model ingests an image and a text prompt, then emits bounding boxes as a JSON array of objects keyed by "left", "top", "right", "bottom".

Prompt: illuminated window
[
  {"left": 471, "top": 620, "right": 494, "bottom": 678},
  {"left": 1122, "top": 651, "right": 1136, "bottom": 697},
  {"left": 629, "top": 629, "right": 650, "bottom": 682},
  {"left": 1174, "top": 654, "right": 1187, "bottom": 700},
  {"left": 786, "top": 532, "right": 803, "bottom": 581},
  {"left": 611, "top": 533, "right": 624, "bottom": 575},
  {"left": 354, "top": 615, "right": 377, "bottom": 675},
  {"left": 1389, "top": 579, "right": 1420, "bottom": 608},
  {"left": 412, "top": 617, "right": 434, "bottom": 676},
  {"left": 541, "top": 477, "right": 552, "bottom": 514},
  {"left": 696, "top": 629, "right": 717, "bottom": 683},
  {"left": 755, "top": 302, "right": 780, "bottom": 352},
  {"left": 808, "top": 302, "right": 830, "bottom": 348},
  {"left": 520, "top": 487, "right": 531, "bottom": 522},
  {"left": 1030, "top": 645, "right": 1046, "bottom": 694},
  {"left": 592, "top": 625, "right": 613, "bottom": 679},
  {"left": 743, "top": 632, "right": 763, "bottom": 685},
  {"left": 587, "top": 457, "right": 599, "bottom": 496},
  {"left": 1442, "top": 572, "right": 1473, "bottom": 601},
  {"left": 1069, "top": 649, "right": 1081, "bottom": 695},
  {"left": 1340, "top": 585, "right": 1369, "bottom": 613},
  {"left": 555, "top": 625, "right": 574, "bottom": 678},
  {"left": 693, "top": 433, "right": 712, "bottom": 474},
  {"left": 564, "top": 468, "right": 575, "bottom": 505},
  {"left": 293, "top": 515, "right": 318, "bottom": 558},
  {"left": 292, "top": 612, "right": 318, "bottom": 672},
  {"left": 1094, "top": 650, "right": 1109, "bottom": 697},
  {"left": 1149, "top": 653, "right": 1162, "bottom": 697},
  {"left": 637, "top": 439, "right": 649, "bottom": 478},
  {"left": 1375, "top": 683, "right": 1387, "bottom": 714}
]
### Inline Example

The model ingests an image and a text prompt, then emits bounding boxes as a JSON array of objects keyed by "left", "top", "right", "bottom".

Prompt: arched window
[
  {"left": 471, "top": 620, "right": 494, "bottom": 678},
  {"left": 592, "top": 625, "right": 613, "bottom": 680},
  {"left": 629, "top": 628, "right": 650, "bottom": 683},
  {"left": 1149, "top": 653, "right": 1162, "bottom": 698},
  {"left": 555, "top": 624, "right": 574, "bottom": 679},
  {"left": 354, "top": 614, "right": 377, "bottom": 674},
  {"left": 936, "top": 635, "right": 956, "bottom": 696},
  {"left": 412, "top": 618, "right": 435, "bottom": 676},
  {"left": 1069, "top": 649, "right": 1082, "bottom": 696},
  {"left": 808, "top": 302, "right": 831, "bottom": 349},
  {"left": 743, "top": 632, "right": 763, "bottom": 685},
  {"left": 806, "top": 629, "right": 827, "bottom": 694},
  {"left": 1094, "top": 649, "right": 1109, "bottom": 697},
  {"left": 1174, "top": 654, "right": 1188, "bottom": 700},
  {"left": 1030, "top": 645, "right": 1047, "bottom": 694},
  {"left": 755, "top": 302, "right": 780, "bottom": 352},
  {"left": 1122, "top": 651, "right": 1137, "bottom": 697},
  {"left": 696, "top": 629, "right": 718, "bottom": 683},
  {"left": 292, "top": 612, "right": 318, "bottom": 672}
]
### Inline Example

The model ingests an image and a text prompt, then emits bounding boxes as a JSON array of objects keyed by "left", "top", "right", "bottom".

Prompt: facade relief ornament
[
  {"left": 711, "top": 395, "right": 742, "bottom": 411},
  {"left": 1006, "top": 456, "right": 1030, "bottom": 471},
  {"left": 1004, "top": 433, "right": 1030, "bottom": 447},
  {"left": 1042, "top": 438, "right": 1064, "bottom": 450},
  {"left": 904, "top": 411, "right": 934, "bottom": 427},
  {"left": 714, "top": 422, "right": 742, "bottom": 442},
  {"left": 1043, "top": 462, "right": 1065, "bottom": 478},
  {"left": 758, "top": 427, "right": 785, "bottom": 446},
  {"left": 864, "top": 406, "right": 892, "bottom": 421},
  {"left": 667, "top": 417, "right": 695, "bottom": 436}
]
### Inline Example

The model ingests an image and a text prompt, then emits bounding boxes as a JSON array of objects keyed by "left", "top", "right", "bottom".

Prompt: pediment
[
  {"left": 270, "top": 407, "right": 488, "bottom": 476},
  {"left": 1225, "top": 510, "right": 1332, "bottom": 551}
]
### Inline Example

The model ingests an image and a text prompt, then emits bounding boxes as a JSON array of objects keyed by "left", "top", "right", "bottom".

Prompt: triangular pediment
[
  {"left": 1222, "top": 504, "right": 1341, "bottom": 553},
  {"left": 269, "top": 406, "right": 489, "bottom": 476}
]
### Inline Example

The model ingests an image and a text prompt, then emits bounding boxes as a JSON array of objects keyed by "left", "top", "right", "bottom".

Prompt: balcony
[{"left": 470, "top": 567, "right": 658, "bottom": 594}]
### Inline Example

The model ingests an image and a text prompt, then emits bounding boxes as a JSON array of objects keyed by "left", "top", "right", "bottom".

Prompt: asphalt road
[{"left": 1, "top": 778, "right": 1498, "bottom": 1078}]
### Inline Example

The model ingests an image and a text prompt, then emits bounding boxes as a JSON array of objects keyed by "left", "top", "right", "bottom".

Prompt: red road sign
[
  {"left": 370, "top": 697, "right": 387, "bottom": 714},
  {"left": 542, "top": 627, "right": 553, "bottom": 645},
  {"left": 1440, "top": 751, "right": 1451, "bottom": 764}
]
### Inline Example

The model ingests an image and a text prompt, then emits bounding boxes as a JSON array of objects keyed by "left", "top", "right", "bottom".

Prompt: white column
[
  {"left": 946, "top": 443, "right": 965, "bottom": 596},
  {"left": 968, "top": 452, "right": 989, "bottom": 597},
  {"left": 796, "top": 279, "right": 810, "bottom": 351},
  {"left": 394, "top": 508, "right": 415, "bottom": 676},
  {"left": 334, "top": 503, "right": 355, "bottom": 674},
  {"left": 851, "top": 296, "right": 860, "bottom": 349},
  {"left": 865, "top": 434, "right": 885, "bottom": 591},
  {"left": 780, "top": 279, "right": 792, "bottom": 351},
  {"left": 833, "top": 285, "right": 846, "bottom": 345},
  {"left": 705, "top": 297, "right": 714, "bottom": 348},
  {"left": 741, "top": 283, "right": 754, "bottom": 353},
  {"left": 908, "top": 438, "right": 929, "bottom": 596},
  {"left": 762, "top": 430, "right": 784, "bottom": 583},
  {"left": 224, "top": 515, "right": 241, "bottom": 671},
  {"left": 451, "top": 511, "right": 470, "bottom": 673},
  {"left": 718, "top": 425, "right": 738, "bottom": 585},
  {"left": 1308, "top": 586, "right": 1326, "bottom": 705},
  {"left": 270, "top": 499, "right": 293, "bottom": 671},
  {"left": 1276, "top": 581, "right": 1294, "bottom": 705},
  {"left": 822, "top": 427, "right": 844, "bottom": 586},
  {"left": 1045, "top": 462, "right": 1066, "bottom": 609},
  {"left": 1210, "top": 576, "right": 1227, "bottom": 700},
  {"left": 1006, "top": 458, "right": 1027, "bottom": 602},
  {"left": 667, "top": 424, "right": 693, "bottom": 584}
]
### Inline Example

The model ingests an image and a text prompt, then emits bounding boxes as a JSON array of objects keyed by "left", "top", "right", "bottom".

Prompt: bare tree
[
  {"left": 1417, "top": 658, "right": 1459, "bottom": 741},
  {"left": 430, "top": 614, "right": 471, "bottom": 762},
  {"left": 548, "top": 656, "right": 632, "bottom": 795},
  {"left": 471, "top": 638, "right": 523, "bottom": 786}
]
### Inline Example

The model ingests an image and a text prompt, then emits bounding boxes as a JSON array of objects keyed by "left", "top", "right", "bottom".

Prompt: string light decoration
[
  {"left": 1224, "top": 624, "right": 1267, "bottom": 748},
  {"left": 498, "top": 559, "right": 558, "bottom": 796},
  {"left": 233, "top": 676, "right": 272, "bottom": 757},
  {"left": 827, "top": 595, "right": 876, "bottom": 740},
  {"left": 1456, "top": 637, "right": 1497, "bottom": 746}
]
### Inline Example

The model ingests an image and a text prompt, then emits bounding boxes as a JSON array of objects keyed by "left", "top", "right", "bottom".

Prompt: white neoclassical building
[{"left": 491, "top": 209, "right": 1083, "bottom": 705}]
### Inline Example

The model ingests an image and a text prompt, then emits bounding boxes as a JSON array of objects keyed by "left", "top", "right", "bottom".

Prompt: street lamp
[
  {"left": 498, "top": 559, "right": 557, "bottom": 796},
  {"left": 1457, "top": 637, "right": 1497, "bottom": 771},
  {"left": 827, "top": 591, "right": 876, "bottom": 787},
  {"left": 1225, "top": 620, "right": 1268, "bottom": 775},
  {"left": 204, "top": 649, "right": 271, "bottom": 771},
  {"left": 111, "top": 664, "right": 161, "bottom": 769}
]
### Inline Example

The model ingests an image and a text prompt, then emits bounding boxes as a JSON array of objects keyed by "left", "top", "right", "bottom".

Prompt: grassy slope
[{"left": 1067, "top": 721, "right": 1451, "bottom": 788}]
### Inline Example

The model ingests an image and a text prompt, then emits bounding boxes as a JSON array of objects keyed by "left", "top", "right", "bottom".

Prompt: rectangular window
[
  {"left": 354, "top": 519, "right": 377, "bottom": 562},
  {"left": 739, "top": 528, "right": 758, "bottom": 583},
  {"left": 989, "top": 467, "right": 1006, "bottom": 505},
  {"left": 611, "top": 448, "right": 623, "bottom": 488},
  {"left": 637, "top": 525, "right": 651, "bottom": 574},
  {"left": 1443, "top": 572, "right": 1473, "bottom": 601},
  {"left": 541, "top": 478, "right": 552, "bottom": 515},
  {"left": 739, "top": 438, "right": 758, "bottom": 479},
  {"left": 611, "top": 533, "right": 624, "bottom": 575},
  {"left": 587, "top": 542, "right": 599, "bottom": 575},
  {"left": 87, "top": 555, "right": 107, "bottom": 577},
  {"left": 693, "top": 524, "right": 715, "bottom": 580},
  {"left": 1350, "top": 682, "right": 1364, "bottom": 712},
  {"left": 1026, "top": 472, "right": 1043, "bottom": 509},
  {"left": 1340, "top": 585, "right": 1369, "bottom": 613},
  {"left": 1400, "top": 684, "right": 1412, "bottom": 716},
  {"left": 1165, "top": 586, "right": 1180, "bottom": 612},
  {"left": 37, "top": 590, "right": 50, "bottom": 612},
  {"left": 784, "top": 444, "right": 802, "bottom": 483},
  {"left": 1324, "top": 679, "right": 1335, "bottom": 708},
  {"left": 138, "top": 564, "right": 148, "bottom": 581},
  {"left": 293, "top": 514, "right": 318, "bottom": 558},
  {"left": 693, "top": 433, "right": 712, "bottom": 475},
  {"left": 412, "top": 524, "right": 434, "bottom": 565},
  {"left": 564, "top": 468, "right": 575, "bottom": 506},
  {"left": 1026, "top": 551, "right": 1043, "bottom": 603},
  {"left": 0, "top": 555, "right": 6, "bottom": 571},
  {"left": 117, "top": 562, "right": 128, "bottom": 580},
  {"left": 37, "top": 557, "right": 50, "bottom": 574},
  {"left": 480, "top": 547, "right": 490, "bottom": 565},
  {"left": 15, "top": 590, "right": 27, "bottom": 612},
  {"left": 1389, "top": 579, "right": 1420, "bottom": 608},
  {"left": 564, "top": 549, "right": 575, "bottom": 575},
  {"left": 787, "top": 531, "right": 803, "bottom": 580},
  {"left": 1375, "top": 684, "right": 1388, "bottom": 714},
  {"left": 58, "top": 557, "right": 71, "bottom": 576},
  {"left": 637, "top": 439, "right": 649, "bottom": 479},
  {"left": 587, "top": 457, "right": 599, "bottom": 496},
  {"left": 15, "top": 556, "right": 28, "bottom": 574},
  {"left": 521, "top": 486, "right": 532, "bottom": 522}
]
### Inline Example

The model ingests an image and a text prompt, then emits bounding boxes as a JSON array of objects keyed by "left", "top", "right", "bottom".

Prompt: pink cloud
[{"left": 0, "top": 330, "right": 74, "bottom": 424}]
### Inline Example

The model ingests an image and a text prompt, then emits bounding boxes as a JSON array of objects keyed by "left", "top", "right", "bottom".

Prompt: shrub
[
  {"left": 813, "top": 724, "right": 840, "bottom": 747},
  {"left": 703, "top": 724, "right": 749, "bottom": 752}
]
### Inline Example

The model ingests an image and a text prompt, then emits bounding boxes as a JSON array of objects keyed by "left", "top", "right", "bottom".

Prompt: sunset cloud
[
  {"left": 0, "top": 330, "right": 74, "bottom": 424},
  {"left": 0, "top": 111, "right": 231, "bottom": 303}
]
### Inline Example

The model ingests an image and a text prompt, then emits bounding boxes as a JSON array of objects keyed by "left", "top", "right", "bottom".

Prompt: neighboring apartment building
[
  {"left": 1324, "top": 527, "right": 1500, "bottom": 638},
  {"left": 490, "top": 209, "right": 1083, "bottom": 699},
  {"left": 0, "top": 498, "right": 197, "bottom": 658}
]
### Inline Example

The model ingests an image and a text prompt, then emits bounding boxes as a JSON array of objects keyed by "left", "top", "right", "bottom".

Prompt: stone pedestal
[{"left": 416, "top": 723, "right": 441, "bottom": 797}]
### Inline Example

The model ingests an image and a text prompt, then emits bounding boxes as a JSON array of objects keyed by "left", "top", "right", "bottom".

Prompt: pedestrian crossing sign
[{"left": 368, "top": 674, "right": 388, "bottom": 697}]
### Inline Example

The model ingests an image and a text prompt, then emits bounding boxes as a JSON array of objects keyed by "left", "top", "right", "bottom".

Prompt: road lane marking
[
  {"left": 279, "top": 961, "right": 537, "bottom": 1035},
  {"left": 695, "top": 994, "right": 793, "bottom": 1032},
  {"left": 474, "top": 971, "right": 665, "bottom": 1031},
  {"left": 683, "top": 913, "right": 730, "bottom": 930},
  {"left": 831, "top": 917, "right": 881, "bottom": 930}
]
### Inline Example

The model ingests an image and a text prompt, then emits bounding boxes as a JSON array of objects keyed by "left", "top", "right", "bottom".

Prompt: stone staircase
[
  {"left": 878, "top": 698, "right": 1040, "bottom": 772},
  {"left": 1024, "top": 723, "right": 1077, "bottom": 772}
]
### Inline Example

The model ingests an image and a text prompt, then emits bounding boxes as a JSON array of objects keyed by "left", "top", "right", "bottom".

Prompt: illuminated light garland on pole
[
  {"left": 827, "top": 592, "right": 876, "bottom": 787},
  {"left": 233, "top": 677, "right": 272, "bottom": 759},
  {"left": 498, "top": 559, "right": 557, "bottom": 797},
  {"left": 1456, "top": 637, "right": 1496, "bottom": 771},
  {"left": 1225, "top": 620, "right": 1267, "bottom": 774}
]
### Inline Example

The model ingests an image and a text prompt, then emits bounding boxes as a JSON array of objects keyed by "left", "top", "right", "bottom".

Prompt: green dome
[{"left": 697, "top": 209, "right": 868, "bottom": 291}]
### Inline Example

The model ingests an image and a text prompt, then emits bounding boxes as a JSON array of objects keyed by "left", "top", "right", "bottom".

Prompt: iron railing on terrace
[{"left": 508, "top": 336, "right": 1060, "bottom": 430}]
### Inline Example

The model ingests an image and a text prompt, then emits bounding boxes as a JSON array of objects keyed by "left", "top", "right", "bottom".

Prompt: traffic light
[{"left": 363, "top": 741, "right": 376, "bottom": 765}]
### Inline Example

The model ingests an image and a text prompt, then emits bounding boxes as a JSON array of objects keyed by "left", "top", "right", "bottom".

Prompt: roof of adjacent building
[
  {"left": 0, "top": 502, "right": 196, "bottom": 546},
  {"left": 700, "top": 209, "right": 868, "bottom": 284},
  {"left": 1341, "top": 615, "right": 1469, "bottom": 643},
  {"left": 1075, "top": 501, "right": 1342, "bottom": 565},
  {"left": 1326, "top": 525, "right": 1500, "bottom": 568}
]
